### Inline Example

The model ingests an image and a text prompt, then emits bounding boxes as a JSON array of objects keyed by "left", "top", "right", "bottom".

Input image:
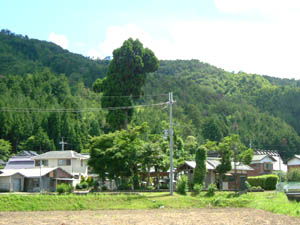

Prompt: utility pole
[
  {"left": 169, "top": 92, "right": 174, "bottom": 196},
  {"left": 59, "top": 137, "right": 67, "bottom": 151},
  {"left": 40, "top": 160, "right": 42, "bottom": 193}
]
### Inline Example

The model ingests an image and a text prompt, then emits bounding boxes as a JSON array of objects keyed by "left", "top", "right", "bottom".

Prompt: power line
[
  {"left": 0, "top": 102, "right": 169, "bottom": 113},
  {"left": 98, "top": 93, "right": 169, "bottom": 98}
]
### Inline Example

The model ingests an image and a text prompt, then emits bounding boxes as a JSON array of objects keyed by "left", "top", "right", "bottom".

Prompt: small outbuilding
[{"left": 0, "top": 167, "right": 72, "bottom": 192}]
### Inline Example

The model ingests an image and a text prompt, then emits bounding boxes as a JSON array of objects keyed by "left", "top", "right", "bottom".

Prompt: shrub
[
  {"left": 264, "top": 175, "right": 278, "bottom": 190},
  {"left": 76, "top": 183, "right": 82, "bottom": 190},
  {"left": 92, "top": 180, "right": 100, "bottom": 191},
  {"left": 206, "top": 183, "right": 217, "bottom": 197},
  {"left": 80, "top": 181, "right": 88, "bottom": 189},
  {"left": 248, "top": 174, "right": 278, "bottom": 190},
  {"left": 86, "top": 176, "right": 94, "bottom": 187},
  {"left": 193, "top": 184, "right": 203, "bottom": 196},
  {"left": 57, "top": 183, "right": 72, "bottom": 194},
  {"left": 80, "top": 176, "right": 86, "bottom": 183},
  {"left": 101, "top": 185, "right": 108, "bottom": 191},
  {"left": 245, "top": 181, "right": 251, "bottom": 190},
  {"left": 273, "top": 171, "right": 287, "bottom": 182},
  {"left": 287, "top": 168, "right": 300, "bottom": 182},
  {"left": 176, "top": 175, "right": 188, "bottom": 195}
]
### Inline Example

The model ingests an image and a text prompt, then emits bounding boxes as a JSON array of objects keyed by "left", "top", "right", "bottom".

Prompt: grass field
[{"left": 0, "top": 191, "right": 300, "bottom": 217}]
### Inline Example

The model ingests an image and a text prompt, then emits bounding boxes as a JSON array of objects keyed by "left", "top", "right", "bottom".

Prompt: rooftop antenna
[{"left": 59, "top": 137, "right": 67, "bottom": 151}]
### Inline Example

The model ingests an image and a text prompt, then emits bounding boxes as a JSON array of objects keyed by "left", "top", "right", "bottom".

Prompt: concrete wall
[
  {"left": 0, "top": 176, "right": 10, "bottom": 191},
  {"left": 0, "top": 174, "right": 24, "bottom": 192}
]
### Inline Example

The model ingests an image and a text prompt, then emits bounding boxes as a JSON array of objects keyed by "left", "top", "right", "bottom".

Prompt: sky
[{"left": 1, "top": 0, "right": 300, "bottom": 79}]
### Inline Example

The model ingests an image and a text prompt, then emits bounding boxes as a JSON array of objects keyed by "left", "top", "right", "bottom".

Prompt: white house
[{"left": 32, "top": 150, "right": 89, "bottom": 187}]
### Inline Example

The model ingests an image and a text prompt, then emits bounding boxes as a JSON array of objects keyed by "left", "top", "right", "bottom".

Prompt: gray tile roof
[
  {"left": 251, "top": 154, "right": 276, "bottom": 163},
  {"left": 5, "top": 157, "right": 35, "bottom": 169},
  {"left": 0, "top": 167, "right": 72, "bottom": 178},
  {"left": 32, "top": 151, "right": 89, "bottom": 160},
  {"left": 181, "top": 159, "right": 253, "bottom": 171}
]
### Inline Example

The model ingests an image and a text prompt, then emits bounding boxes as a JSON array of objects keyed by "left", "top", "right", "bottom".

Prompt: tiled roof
[
  {"left": 251, "top": 154, "right": 276, "bottom": 163},
  {"left": 181, "top": 159, "right": 253, "bottom": 171},
  {"left": 0, "top": 167, "right": 72, "bottom": 178},
  {"left": 32, "top": 151, "right": 89, "bottom": 160}
]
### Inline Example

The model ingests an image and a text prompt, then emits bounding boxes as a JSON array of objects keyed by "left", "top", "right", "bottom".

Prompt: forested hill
[
  {"left": 1, "top": 30, "right": 300, "bottom": 160},
  {"left": 0, "top": 29, "right": 109, "bottom": 87}
]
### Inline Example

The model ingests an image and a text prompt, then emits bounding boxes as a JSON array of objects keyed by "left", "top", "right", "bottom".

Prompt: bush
[
  {"left": 206, "top": 183, "right": 217, "bottom": 197},
  {"left": 193, "top": 184, "right": 203, "bottom": 196},
  {"left": 176, "top": 175, "right": 188, "bottom": 195},
  {"left": 57, "top": 183, "right": 72, "bottom": 194},
  {"left": 86, "top": 176, "right": 94, "bottom": 187},
  {"left": 76, "top": 183, "right": 82, "bottom": 190},
  {"left": 287, "top": 168, "right": 300, "bottom": 182},
  {"left": 248, "top": 174, "right": 278, "bottom": 190},
  {"left": 273, "top": 171, "right": 287, "bottom": 182},
  {"left": 81, "top": 181, "right": 88, "bottom": 189},
  {"left": 80, "top": 176, "right": 86, "bottom": 183},
  {"left": 101, "top": 185, "right": 108, "bottom": 191},
  {"left": 245, "top": 181, "right": 251, "bottom": 190}
]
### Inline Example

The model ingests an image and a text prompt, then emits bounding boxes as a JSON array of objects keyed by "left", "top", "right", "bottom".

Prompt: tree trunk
[{"left": 147, "top": 166, "right": 150, "bottom": 186}]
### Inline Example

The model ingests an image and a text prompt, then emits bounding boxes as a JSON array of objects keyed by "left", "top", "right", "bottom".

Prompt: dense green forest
[{"left": 1, "top": 29, "right": 300, "bottom": 161}]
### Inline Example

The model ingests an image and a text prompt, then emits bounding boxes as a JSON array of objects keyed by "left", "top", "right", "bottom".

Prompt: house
[
  {"left": 0, "top": 167, "right": 72, "bottom": 192},
  {"left": 4, "top": 151, "right": 38, "bottom": 169},
  {"left": 248, "top": 150, "right": 287, "bottom": 176},
  {"left": 32, "top": 150, "right": 89, "bottom": 187},
  {"left": 177, "top": 157, "right": 253, "bottom": 190},
  {"left": 287, "top": 155, "right": 300, "bottom": 172}
]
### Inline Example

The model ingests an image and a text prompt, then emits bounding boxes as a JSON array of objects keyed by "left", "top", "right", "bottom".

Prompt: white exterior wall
[
  {"left": 71, "top": 158, "right": 88, "bottom": 176},
  {"left": 288, "top": 158, "right": 300, "bottom": 166},
  {"left": 35, "top": 158, "right": 88, "bottom": 177}
]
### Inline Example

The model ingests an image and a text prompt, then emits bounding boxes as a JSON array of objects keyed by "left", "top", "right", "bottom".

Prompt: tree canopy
[{"left": 93, "top": 38, "right": 159, "bottom": 130}]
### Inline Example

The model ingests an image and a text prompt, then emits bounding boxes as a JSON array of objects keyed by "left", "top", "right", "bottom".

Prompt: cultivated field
[{"left": 1, "top": 208, "right": 300, "bottom": 225}]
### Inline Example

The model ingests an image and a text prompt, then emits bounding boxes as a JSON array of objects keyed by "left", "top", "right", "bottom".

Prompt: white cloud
[
  {"left": 96, "top": 24, "right": 173, "bottom": 59},
  {"left": 168, "top": 20, "right": 300, "bottom": 78},
  {"left": 214, "top": 0, "right": 300, "bottom": 14},
  {"left": 94, "top": 21, "right": 300, "bottom": 79},
  {"left": 87, "top": 48, "right": 102, "bottom": 59},
  {"left": 48, "top": 32, "right": 69, "bottom": 49}
]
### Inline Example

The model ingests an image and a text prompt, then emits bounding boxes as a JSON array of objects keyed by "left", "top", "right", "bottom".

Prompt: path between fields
[{"left": 1, "top": 208, "right": 300, "bottom": 225}]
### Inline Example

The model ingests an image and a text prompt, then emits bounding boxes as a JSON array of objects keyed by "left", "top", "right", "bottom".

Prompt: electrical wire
[{"left": 0, "top": 102, "right": 170, "bottom": 113}]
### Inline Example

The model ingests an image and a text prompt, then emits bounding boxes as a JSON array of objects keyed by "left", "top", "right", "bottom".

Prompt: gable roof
[
  {"left": 251, "top": 154, "right": 276, "bottom": 163},
  {"left": 0, "top": 167, "right": 72, "bottom": 178},
  {"left": 32, "top": 151, "right": 89, "bottom": 160},
  {"left": 179, "top": 158, "right": 253, "bottom": 171}
]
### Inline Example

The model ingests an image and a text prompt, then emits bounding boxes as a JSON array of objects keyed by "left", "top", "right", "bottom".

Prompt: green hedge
[{"left": 248, "top": 174, "right": 278, "bottom": 190}]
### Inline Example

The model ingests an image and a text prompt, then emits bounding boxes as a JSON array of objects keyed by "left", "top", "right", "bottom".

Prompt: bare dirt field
[{"left": 1, "top": 208, "right": 300, "bottom": 225}]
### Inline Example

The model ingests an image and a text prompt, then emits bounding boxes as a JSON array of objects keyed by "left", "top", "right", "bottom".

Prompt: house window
[
  {"left": 81, "top": 160, "right": 84, "bottom": 167},
  {"left": 35, "top": 160, "right": 40, "bottom": 167},
  {"left": 42, "top": 160, "right": 48, "bottom": 166},
  {"left": 58, "top": 159, "right": 71, "bottom": 166},
  {"left": 264, "top": 163, "right": 272, "bottom": 171},
  {"left": 35, "top": 160, "right": 48, "bottom": 166}
]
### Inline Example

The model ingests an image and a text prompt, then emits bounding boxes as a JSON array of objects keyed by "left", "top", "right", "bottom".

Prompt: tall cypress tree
[
  {"left": 193, "top": 145, "right": 207, "bottom": 185},
  {"left": 93, "top": 38, "right": 159, "bottom": 131}
]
